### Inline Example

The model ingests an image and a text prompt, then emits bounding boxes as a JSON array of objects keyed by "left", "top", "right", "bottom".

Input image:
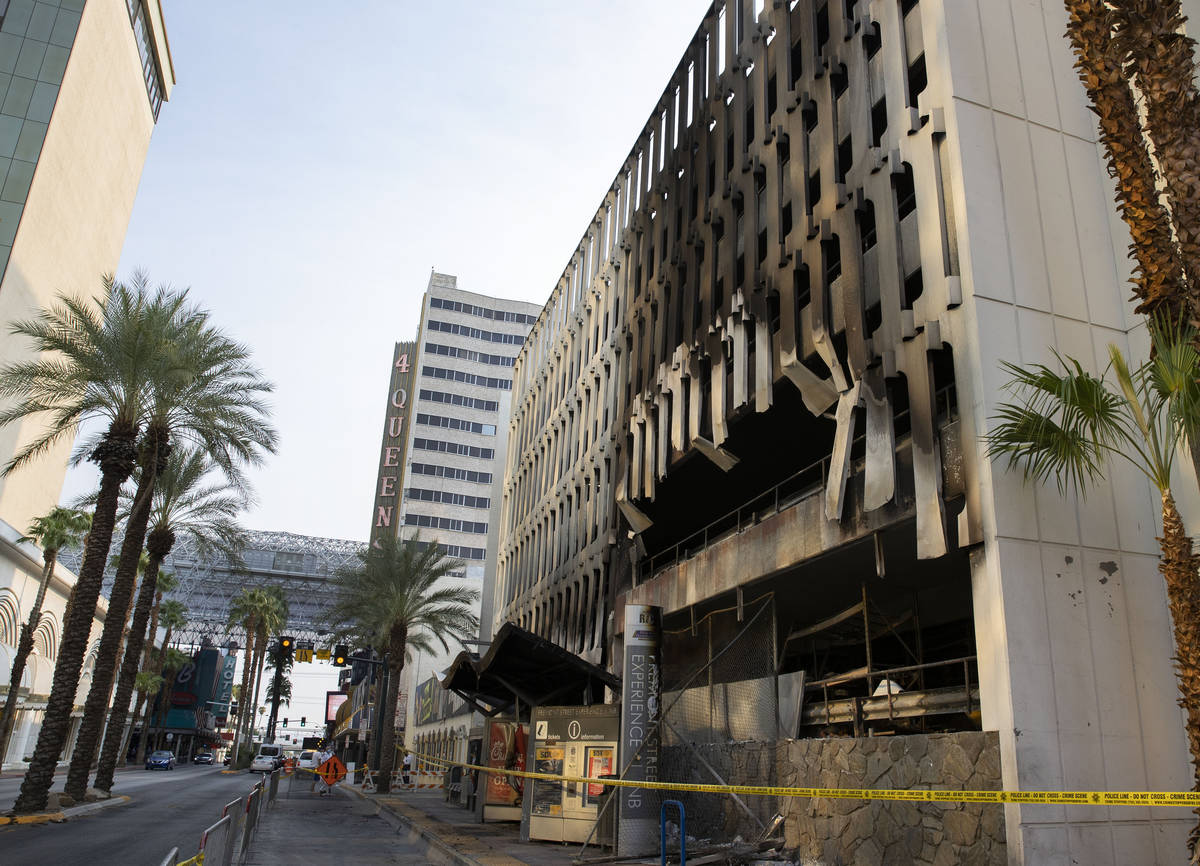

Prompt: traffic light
[
  {"left": 280, "top": 635, "right": 295, "bottom": 657},
  {"left": 282, "top": 718, "right": 288, "bottom": 727},
  {"left": 333, "top": 645, "right": 348, "bottom": 666},
  {"left": 301, "top": 716, "right": 306, "bottom": 727}
]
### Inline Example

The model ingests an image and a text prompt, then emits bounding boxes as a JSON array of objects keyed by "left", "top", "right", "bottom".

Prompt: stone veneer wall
[{"left": 779, "top": 732, "right": 1005, "bottom": 865}]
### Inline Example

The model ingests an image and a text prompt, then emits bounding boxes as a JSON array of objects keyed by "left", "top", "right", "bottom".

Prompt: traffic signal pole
[{"left": 266, "top": 636, "right": 294, "bottom": 742}]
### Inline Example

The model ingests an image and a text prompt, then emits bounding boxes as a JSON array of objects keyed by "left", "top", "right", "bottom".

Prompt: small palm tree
[
  {"left": 146, "top": 647, "right": 191, "bottom": 755},
  {"left": 128, "top": 671, "right": 162, "bottom": 761},
  {"left": 92, "top": 447, "right": 249, "bottom": 792},
  {"left": 328, "top": 534, "right": 478, "bottom": 793},
  {"left": 136, "top": 600, "right": 187, "bottom": 765},
  {"left": 247, "top": 587, "right": 287, "bottom": 748},
  {"left": 66, "top": 288, "right": 275, "bottom": 800},
  {"left": 264, "top": 635, "right": 294, "bottom": 735},
  {"left": 228, "top": 587, "right": 286, "bottom": 758},
  {"left": 986, "top": 320, "right": 1200, "bottom": 856},
  {"left": 124, "top": 568, "right": 178, "bottom": 765},
  {"left": 0, "top": 279, "right": 171, "bottom": 813},
  {"left": 0, "top": 508, "right": 91, "bottom": 761}
]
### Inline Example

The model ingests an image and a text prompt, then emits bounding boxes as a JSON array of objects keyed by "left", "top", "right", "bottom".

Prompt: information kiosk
[{"left": 525, "top": 704, "right": 620, "bottom": 844}]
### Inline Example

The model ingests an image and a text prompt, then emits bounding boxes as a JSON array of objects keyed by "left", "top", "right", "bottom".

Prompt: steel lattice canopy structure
[{"left": 61, "top": 530, "right": 366, "bottom": 646}]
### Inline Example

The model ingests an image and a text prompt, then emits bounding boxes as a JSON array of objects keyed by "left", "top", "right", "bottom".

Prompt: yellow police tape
[{"left": 396, "top": 745, "right": 1200, "bottom": 808}]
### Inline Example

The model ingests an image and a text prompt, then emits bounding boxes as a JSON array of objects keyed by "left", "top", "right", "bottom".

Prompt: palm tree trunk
[
  {"left": 248, "top": 641, "right": 266, "bottom": 744},
  {"left": 232, "top": 619, "right": 256, "bottom": 756},
  {"left": 137, "top": 623, "right": 174, "bottom": 764},
  {"left": 1111, "top": 0, "right": 1200, "bottom": 325},
  {"left": 0, "top": 549, "right": 55, "bottom": 762},
  {"left": 94, "top": 530, "right": 171, "bottom": 793},
  {"left": 1159, "top": 490, "right": 1200, "bottom": 857},
  {"left": 14, "top": 423, "right": 138, "bottom": 814},
  {"left": 377, "top": 629, "right": 407, "bottom": 794},
  {"left": 133, "top": 690, "right": 156, "bottom": 765},
  {"left": 1063, "top": 0, "right": 1187, "bottom": 317},
  {"left": 118, "top": 690, "right": 147, "bottom": 769},
  {"left": 66, "top": 432, "right": 165, "bottom": 799}
]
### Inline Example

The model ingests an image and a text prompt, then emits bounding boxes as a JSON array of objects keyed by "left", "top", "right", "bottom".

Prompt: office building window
[
  {"left": 429, "top": 297, "right": 538, "bottom": 325},
  {"left": 419, "top": 389, "right": 499, "bottom": 413},
  {"left": 410, "top": 462, "right": 493, "bottom": 484},
  {"left": 416, "top": 412, "right": 497, "bottom": 436},
  {"left": 426, "top": 343, "right": 517, "bottom": 368},
  {"left": 428, "top": 320, "right": 526, "bottom": 346},
  {"left": 412, "top": 438, "right": 496, "bottom": 460},
  {"left": 127, "top": 0, "right": 164, "bottom": 119},
  {"left": 406, "top": 488, "right": 490, "bottom": 509},
  {"left": 423, "top": 366, "right": 512, "bottom": 391},
  {"left": 404, "top": 513, "right": 488, "bottom": 534}
]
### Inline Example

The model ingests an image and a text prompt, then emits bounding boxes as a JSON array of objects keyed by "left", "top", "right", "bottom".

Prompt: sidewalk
[
  {"left": 345, "top": 787, "right": 583, "bottom": 866},
  {"left": 240, "top": 785, "right": 508, "bottom": 866}
]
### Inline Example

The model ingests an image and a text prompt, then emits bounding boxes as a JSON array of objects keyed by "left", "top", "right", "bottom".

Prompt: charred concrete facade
[{"left": 496, "top": 1, "right": 1191, "bottom": 863}]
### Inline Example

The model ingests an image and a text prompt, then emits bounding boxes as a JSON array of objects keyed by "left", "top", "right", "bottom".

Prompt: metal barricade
[
  {"left": 199, "top": 814, "right": 233, "bottom": 866},
  {"left": 240, "top": 786, "right": 262, "bottom": 858},
  {"left": 158, "top": 849, "right": 179, "bottom": 866},
  {"left": 267, "top": 769, "right": 280, "bottom": 805},
  {"left": 221, "top": 796, "right": 244, "bottom": 865}
]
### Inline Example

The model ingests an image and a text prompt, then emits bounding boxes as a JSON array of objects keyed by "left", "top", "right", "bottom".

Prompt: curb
[
  {"left": 0, "top": 794, "right": 133, "bottom": 826},
  {"left": 341, "top": 784, "right": 483, "bottom": 866},
  {"left": 0, "top": 810, "right": 65, "bottom": 825},
  {"left": 63, "top": 795, "right": 132, "bottom": 819}
]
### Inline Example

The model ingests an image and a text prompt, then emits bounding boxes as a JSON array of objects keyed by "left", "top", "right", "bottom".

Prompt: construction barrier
[
  {"left": 157, "top": 768, "right": 282, "bottom": 866},
  {"left": 399, "top": 745, "right": 1200, "bottom": 808}
]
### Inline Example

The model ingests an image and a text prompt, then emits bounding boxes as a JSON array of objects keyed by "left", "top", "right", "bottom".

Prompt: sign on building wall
[
  {"left": 619, "top": 604, "right": 662, "bottom": 856},
  {"left": 370, "top": 340, "right": 417, "bottom": 546}
]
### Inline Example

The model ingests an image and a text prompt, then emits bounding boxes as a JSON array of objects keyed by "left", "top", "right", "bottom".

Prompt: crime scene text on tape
[{"left": 396, "top": 746, "right": 1200, "bottom": 807}]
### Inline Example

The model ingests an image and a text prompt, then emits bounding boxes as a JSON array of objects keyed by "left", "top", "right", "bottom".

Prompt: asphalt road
[{"left": 0, "top": 763, "right": 262, "bottom": 865}]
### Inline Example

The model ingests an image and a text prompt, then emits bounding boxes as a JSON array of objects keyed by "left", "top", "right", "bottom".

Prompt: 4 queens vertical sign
[{"left": 370, "top": 341, "right": 418, "bottom": 546}]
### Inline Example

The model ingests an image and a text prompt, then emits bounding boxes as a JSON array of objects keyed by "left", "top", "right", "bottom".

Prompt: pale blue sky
[{"left": 62, "top": 0, "right": 710, "bottom": 543}]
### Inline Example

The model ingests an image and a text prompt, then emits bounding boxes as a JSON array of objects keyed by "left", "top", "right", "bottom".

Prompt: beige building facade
[{"left": 0, "top": 0, "right": 173, "bottom": 766}]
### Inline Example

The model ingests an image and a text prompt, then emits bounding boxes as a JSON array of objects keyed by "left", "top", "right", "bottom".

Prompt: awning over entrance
[{"left": 441, "top": 623, "right": 620, "bottom": 715}]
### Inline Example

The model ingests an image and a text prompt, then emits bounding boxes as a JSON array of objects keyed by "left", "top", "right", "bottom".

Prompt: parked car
[
  {"left": 193, "top": 751, "right": 214, "bottom": 765},
  {"left": 250, "top": 744, "right": 282, "bottom": 772},
  {"left": 145, "top": 750, "right": 176, "bottom": 771},
  {"left": 297, "top": 750, "right": 318, "bottom": 770}
]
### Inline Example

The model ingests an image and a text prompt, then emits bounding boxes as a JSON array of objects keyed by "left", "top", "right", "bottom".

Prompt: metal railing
[
  {"left": 806, "top": 655, "right": 980, "bottom": 727},
  {"left": 635, "top": 383, "right": 959, "bottom": 584},
  {"left": 156, "top": 768, "right": 281, "bottom": 866}
]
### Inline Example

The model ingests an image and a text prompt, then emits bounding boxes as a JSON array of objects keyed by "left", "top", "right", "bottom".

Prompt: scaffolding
[{"left": 60, "top": 529, "right": 366, "bottom": 646}]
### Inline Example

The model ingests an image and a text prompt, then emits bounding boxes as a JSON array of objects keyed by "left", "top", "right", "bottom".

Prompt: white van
[{"left": 250, "top": 743, "right": 282, "bottom": 772}]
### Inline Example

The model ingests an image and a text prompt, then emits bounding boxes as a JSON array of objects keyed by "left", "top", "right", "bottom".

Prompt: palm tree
[
  {"left": 227, "top": 588, "right": 285, "bottom": 761},
  {"left": 66, "top": 288, "right": 275, "bottom": 801},
  {"left": 328, "top": 535, "right": 478, "bottom": 793},
  {"left": 1063, "top": 0, "right": 1187, "bottom": 318},
  {"left": 1109, "top": 0, "right": 1200, "bottom": 322},
  {"left": 92, "top": 447, "right": 249, "bottom": 793},
  {"left": 146, "top": 647, "right": 191, "bottom": 755},
  {"left": 124, "top": 568, "right": 177, "bottom": 765},
  {"left": 124, "top": 671, "right": 163, "bottom": 767},
  {"left": 135, "top": 600, "right": 186, "bottom": 765},
  {"left": 986, "top": 320, "right": 1200, "bottom": 857},
  {"left": 264, "top": 634, "right": 294, "bottom": 736},
  {"left": 247, "top": 587, "right": 287, "bottom": 749},
  {"left": 0, "top": 508, "right": 91, "bottom": 762},
  {"left": 0, "top": 279, "right": 171, "bottom": 813}
]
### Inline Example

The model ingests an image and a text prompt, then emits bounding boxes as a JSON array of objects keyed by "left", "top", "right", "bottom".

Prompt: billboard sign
[{"left": 325, "top": 691, "right": 348, "bottom": 723}]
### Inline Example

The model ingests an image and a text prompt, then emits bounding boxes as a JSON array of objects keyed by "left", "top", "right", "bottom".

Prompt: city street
[{"left": 0, "top": 764, "right": 257, "bottom": 865}]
